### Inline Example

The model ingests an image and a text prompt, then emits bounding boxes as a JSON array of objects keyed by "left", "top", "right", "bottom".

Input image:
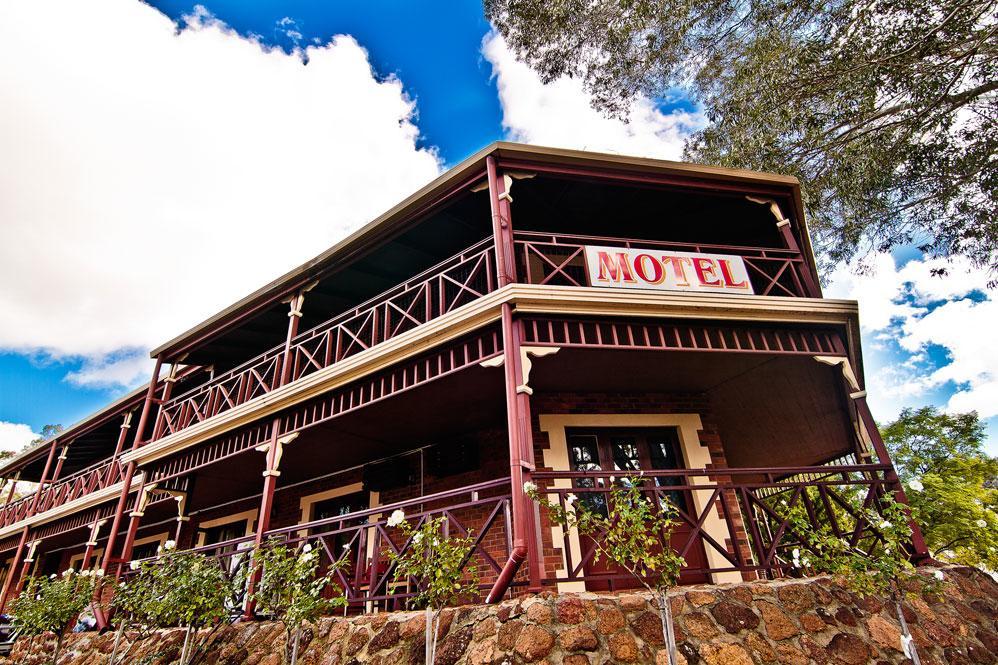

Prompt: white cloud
[
  {"left": 482, "top": 32, "right": 702, "bottom": 161},
  {"left": 0, "top": 1, "right": 441, "bottom": 386},
  {"left": 826, "top": 252, "right": 998, "bottom": 420},
  {"left": 0, "top": 422, "right": 37, "bottom": 453},
  {"left": 64, "top": 350, "right": 153, "bottom": 389}
]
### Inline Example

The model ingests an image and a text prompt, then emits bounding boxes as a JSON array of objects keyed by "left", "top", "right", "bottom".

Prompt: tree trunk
[
  {"left": 179, "top": 624, "right": 193, "bottom": 665},
  {"left": 895, "top": 597, "right": 921, "bottom": 665},
  {"left": 658, "top": 590, "right": 678, "bottom": 665},
  {"left": 109, "top": 620, "right": 125, "bottom": 665},
  {"left": 424, "top": 607, "right": 433, "bottom": 665},
  {"left": 290, "top": 627, "right": 301, "bottom": 665},
  {"left": 51, "top": 631, "right": 63, "bottom": 665}
]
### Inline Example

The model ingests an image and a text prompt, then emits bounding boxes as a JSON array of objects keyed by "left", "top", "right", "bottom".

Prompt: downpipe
[{"left": 485, "top": 545, "right": 526, "bottom": 603}]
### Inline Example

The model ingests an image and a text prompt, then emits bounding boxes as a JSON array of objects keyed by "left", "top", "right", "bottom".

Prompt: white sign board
[{"left": 584, "top": 245, "right": 755, "bottom": 295}]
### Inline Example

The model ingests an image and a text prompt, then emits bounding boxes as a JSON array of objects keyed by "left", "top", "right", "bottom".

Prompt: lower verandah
[{"left": 2, "top": 334, "right": 908, "bottom": 614}]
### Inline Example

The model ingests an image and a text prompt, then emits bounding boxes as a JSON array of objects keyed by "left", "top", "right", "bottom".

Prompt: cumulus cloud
[
  {"left": 0, "top": 1, "right": 441, "bottom": 386},
  {"left": 826, "top": 253, "right": 997, "bottom": 420},
  {"left": 0, "top": 422, "right": 37, "bottom": 453},
  {"left": 482, "top": 32, "right": 703, "bottom": 160}
]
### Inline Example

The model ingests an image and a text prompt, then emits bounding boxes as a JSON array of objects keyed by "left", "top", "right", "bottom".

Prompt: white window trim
[
  {"left": 195, "top": 509, "right": 257, "bottom": 548},
  {"left": 538, "top": 413, "right": 743, "bottom": 589}
]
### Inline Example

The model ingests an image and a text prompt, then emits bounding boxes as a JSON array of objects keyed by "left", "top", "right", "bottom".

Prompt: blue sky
[{"left": 0, "top": 0, "right": 995, "bottom": 454}]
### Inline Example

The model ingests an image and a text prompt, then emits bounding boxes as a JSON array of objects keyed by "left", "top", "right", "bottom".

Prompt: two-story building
[{"left": 0, "top": 143, "right": 926, "bottom": 621}]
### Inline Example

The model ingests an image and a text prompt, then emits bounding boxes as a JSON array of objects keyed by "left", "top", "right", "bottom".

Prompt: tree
[
  {"left": 486, "top": 0, "right": 997, "bottom": 273},
  {"left": 526, "top": 478, "right": 686, "bottom": 665},
  {"left": 785, "top": 491, "right": 936, "bottom": 664},
  {"left": 881, "top": 407, "right": 998, "bottom": 570},
  {"left": 250, "top": 541, "right": 348, "bottom": 665},
  {"left": 27, "top": 425, "right": 64, "bottom": 450},
  {"left": 385, "top": 511, "right": 479, "bottom": 665},
  {"left": 112, "top": 541, "right": 236, "bottom": 665},
  {"left": 9, "top": 568, "right": 104, "bottom": 665}
]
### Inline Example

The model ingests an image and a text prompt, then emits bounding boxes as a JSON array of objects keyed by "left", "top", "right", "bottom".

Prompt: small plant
[
  {"left": 785, "top": 490, "right": 935, "bottom": 664},
  {"left": 110, "top": 541, "right": 236, "bottom": 665},
  {"left": 250, "top": 540, "right": 349, "bottom": 665},
  {"left": 526, "top": 477, "right": 686, "bottom": 665},
  {"left": 9, "top": 567, "right": 104, "bottom": 665},
  {"left": 385, "top": 510, "right": 479, "bottom": 665}
]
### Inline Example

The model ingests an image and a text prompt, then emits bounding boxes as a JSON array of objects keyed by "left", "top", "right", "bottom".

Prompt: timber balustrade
[
  {"left": 111, "top": 464, "right": 912, "bottom": 615},
  {"left": 531, "top": 464, "right": 907, "bottom": 589},
  {"left": 514, "top": 231, "right": 811, "bottom": 297},
  {"left": 153, "top": 239, "right": 499, "bottom": 439},
  {"left": 123, "top": 478, "right": 515, "bottom": 613},
  {"left": 0, "top": 458, "right": 124, "bottom": 528},
  {"left": 151, "top": 232, "right": 811, "bottom": 443}
]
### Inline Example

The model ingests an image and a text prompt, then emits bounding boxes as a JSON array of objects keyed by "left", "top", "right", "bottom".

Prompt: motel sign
[{"left": 584, "top": 245, "right": 755, "bottom": 294}]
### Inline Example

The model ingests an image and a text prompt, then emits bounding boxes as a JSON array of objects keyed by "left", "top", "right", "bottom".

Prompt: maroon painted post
[
  {"left": 853, "top": 395, "right": 931, "bottom": 560},
  {"left": 50, "top": 444, "right": 70, "bottom": 487},
  {"left": 105, "top": 411, "right": 134, "bottom": 486},
  {"left": 28, "top": 438, "right": 60, "bottom": 516},
  {"left": 485, "top": 156, "right": 543, "bottom": 599},
  {"left": 0, "top": 527, "right": 30, "bottom": 612},
  {"left": 243, "top": 291, "right": 305, "bottom": 618},
  {"left": 98, "top": 356, "right": 163, "bottom": 585},
  {"left": 3, "top": 472, "right": 21, "bottom": 509}
]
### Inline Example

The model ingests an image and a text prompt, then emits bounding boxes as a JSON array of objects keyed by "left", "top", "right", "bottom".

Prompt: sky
[{"left": 0, "top": 0, "right": 995, "bottom": 455}]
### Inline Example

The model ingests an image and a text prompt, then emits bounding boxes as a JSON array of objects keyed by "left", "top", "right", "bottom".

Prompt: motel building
[{"left": 0, "top": 143, "right": 927, "bottom": 620}]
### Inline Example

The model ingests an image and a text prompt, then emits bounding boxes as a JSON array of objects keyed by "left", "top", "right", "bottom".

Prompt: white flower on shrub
[
  {"left": 61, "top": 569, "right": 73, "bottom": 578},
  {"left": 976, "top": 519, "right": 988, "bottom": 528},
  {"left": 522, "top": 481, "right": 537, "bottom": 493},
  {"left": 880, "top": 520, "right": 892, "bottom": 529},
  {"left": 387, "top": 509, "right": 406, "bottom": 528},
  {"left": 934, "top": 570, "right": 945, "bottom": 581},
  {"left": 907, "top": 478, "right": 924, "bottom": 492},
  {"left": 95, "top": 569, "right": 105, "bottom": 577},
  {"left": 164, "top": 540, "right": 176, "bottom": 551},
  {"left": 129, "top": 560, "right": 140, "bottom": 571},
  {"left": 566, "top": 493, "right": 577, "bottom": 507},
  {"left": 412, "top": 531, "right": 423, "bottom": 544}
]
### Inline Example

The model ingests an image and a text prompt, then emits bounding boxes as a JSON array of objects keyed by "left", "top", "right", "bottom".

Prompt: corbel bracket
[{"left": 479, "top": 346, "right": 560, "bottom": 395}]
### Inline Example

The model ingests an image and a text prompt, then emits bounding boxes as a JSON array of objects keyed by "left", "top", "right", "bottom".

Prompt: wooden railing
[
  {"left": 514, "top": 231, "right": 812, "bottom": 297},
  {"left": 154, "top": 239, "right": 498, "bottom": 439},
  {"left": 531, "top": 464, "right": 904, "bottom": 588},
  {"left": 126, "top": 478, "right": 514, "bottom": 613},
  {"left": 0, "top": 458, "right": 124, "bottom": 528}
]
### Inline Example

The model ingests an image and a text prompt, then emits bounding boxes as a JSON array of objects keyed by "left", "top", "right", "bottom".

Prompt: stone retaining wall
[{"left": 4, "top": 566, "right": 996, "bottom": 664}]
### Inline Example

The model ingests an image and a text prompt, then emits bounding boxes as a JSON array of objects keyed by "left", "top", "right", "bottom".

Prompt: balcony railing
[
  {"left": 514, "top": 231, "right": 812, "bottom": 297},
  {"left": 124, "top": 478, "right": 514, "bottom": 613},
  {"left": 154, "top": 238, "right": 498, "bottom": 439},
  {"left": 532, "top": 464, "right": 904, "bottom": 587},
  {"left": 0, "top": 457, "right": 124, "bottom": 529},
  {"left": 151, "top": 231, "right": 813, "bottom": 443},
  {"left": 119, "top": 465, "right": 910, "bottom": 613}
]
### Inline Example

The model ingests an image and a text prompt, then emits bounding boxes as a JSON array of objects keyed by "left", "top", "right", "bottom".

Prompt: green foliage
[
  {"left": 27, "top": 424, "right": 64, "bottom": 451},
  {"left": 10, "top": 569, "right": 101, "bottom": 637},
  {"left": 385, "top": 511, "right": 480, "bottom": 611},
  {"left": 526, "top": 479, "right": 685, "bottom": 593},
  {"left": 250, "top": 541, "right": 348, "bottom": 664},
  {"left": 882, "top": 407, "right": 998, "bottom": 570},
  {"left": 487, "top": 0, "right": 997, "bottom": 272},
  {"left": 785, "top": 491, "right": 921, "bottom": 597}
]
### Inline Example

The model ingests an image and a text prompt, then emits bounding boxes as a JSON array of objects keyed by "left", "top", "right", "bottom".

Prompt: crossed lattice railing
[
  {"left": 0, "top": 458, "right": 124, "bottom": 528},
  {"left": 124, "top": 478, "right": 514, "bottom": 615},
  {"left": 514, "top": 231, "right": 812, "bottom": 297},
  {"left": 532, "top": 464, "right": 908, "bottom": 589},
  {"left": 154, "top": 239, "right": 497, "bottom": 439}
]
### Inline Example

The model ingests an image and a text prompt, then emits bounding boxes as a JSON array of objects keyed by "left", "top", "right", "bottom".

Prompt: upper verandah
[{"left": 150, "top": 142, "right": 821, "bottom": 371}]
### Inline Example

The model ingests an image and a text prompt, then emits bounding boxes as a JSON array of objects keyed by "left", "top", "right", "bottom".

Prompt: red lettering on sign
[
  {"left": 661, "top": 256, "right": 693, "bottom": 287},
  {"left": 633, "top": 253, "right": 664, "bottom": 284},
  {"left": 693, "top": 258, "right": 722, "bottom": 287},
  {"left": 595, "top": 251, "right": 636, "bottom": 283},
  {"left": 718, "top": 259, "right": 750, "bottom": 289}
]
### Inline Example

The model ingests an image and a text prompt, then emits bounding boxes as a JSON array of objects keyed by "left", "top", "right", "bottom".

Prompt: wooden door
[{"left": 566, "top": 428, "right": 709, "bottom": 589}]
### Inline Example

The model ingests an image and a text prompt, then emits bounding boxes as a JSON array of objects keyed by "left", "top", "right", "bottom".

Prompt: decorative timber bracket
[
  {"left": 256, "top": 432, "right": 299, "bottom": 478},
  {"left": 480, "top": 345, "right": 560, "bottom": 395}
]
